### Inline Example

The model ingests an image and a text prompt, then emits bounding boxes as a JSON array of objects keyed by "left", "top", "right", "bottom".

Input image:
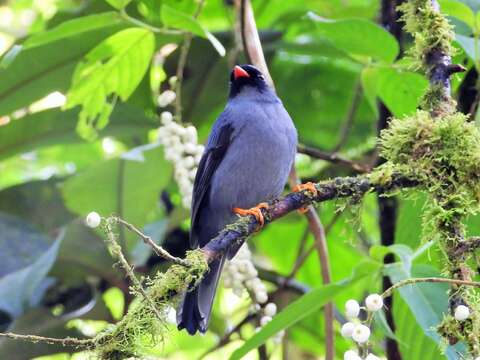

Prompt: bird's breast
[{"left": 209, "top": 105, "right": 297, "bottom": 212}]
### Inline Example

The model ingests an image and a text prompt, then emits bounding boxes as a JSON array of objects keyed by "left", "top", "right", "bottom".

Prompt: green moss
[
  {"left": 380, "top": 111, "right": 480, "bottom": 223},
  {"left": 399, "top": 0, "right": 455, "bottom": 72},
  {"left": 94, "top": 250, "right": 208, "bottom": 359}
]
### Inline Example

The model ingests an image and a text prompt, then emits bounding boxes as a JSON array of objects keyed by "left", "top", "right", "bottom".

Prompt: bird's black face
[{"left": 228, "top": 64, "right": 268, "bottom": 98}]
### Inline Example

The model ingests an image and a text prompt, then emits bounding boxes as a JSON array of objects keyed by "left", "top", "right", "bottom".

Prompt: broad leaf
[
  {"left": 61, "top": 145, "right": 172, "bottom": 250},
  {"left": 361, "top": 67, "right": 428, "bottom": 117},
  {"left": 23, "top": 12, "right": 124, "bottom": 48},
  {"left": 385, "top": 264, "right": 464, "bottom": 359},
  {"left": 456, "top": 34, "right": 478, "bottom": 62},
  {"left": 307, "top": 13, "right": 399, "bottom": 63},
  {"left": 65, "top": 27, "right": 155, "bottom": 140},
  {"left": 0, "top": 105, "right": 156, "bottom": 161},
  {"left": 105, "top": 0, "right": 132, "bottom": 10},
  {"left": 0, "top": 15, "right": 127, "bottom": 116},
  {"left": 229, "top": 260, "right": 380, "bottom": 360},
  {"left": 0, "top": 214, "right": 63, "bottom": 317},
  {"left": 439, "top": 0, "right": 475, "bottom": 30},
  {"left": 161, "top": 5, "right": 225, "bottom": 56}
]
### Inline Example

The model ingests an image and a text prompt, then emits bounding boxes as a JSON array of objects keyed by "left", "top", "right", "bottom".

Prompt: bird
[{"left": 177, "top": 64, "right": 298, "bottom": 335}]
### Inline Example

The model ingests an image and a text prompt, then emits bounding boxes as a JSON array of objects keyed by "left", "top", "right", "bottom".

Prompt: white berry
[
  {"left": 157, "top": 90, "right": 176, "bottom": 107},
  {"left": 454, "top": 305, "right": 470, "bottom": 321},
  {"left": 344, "top": 350, "right": 361, "bottom": 360},
  {"left": 365, "top": 294, "right": 384, "bottom": 312},
  {"left": 160, "top": 111, "right": 173, "bottom": 125},
  {"left": 352, "top": 324, "right": 371, "bottom": 344},
  {"left": 260, "top": 316, "right": 271, "bottom": 326},
  {"left": 85, "top": 212, "right": 101, "bottom": 228},
  {"left": 365, "top": 354, "right": 381, "bottom": 360},
  {"left": 256, "top": 291, "right": 268, "bottom": 304},
  {"left": 345, "top": 299, "right": 360, "bottom": 318},
  {"left": 264, "top": 303, "right": 277, "bottom": 317},
  {"left": 340, "top": 322, "right": 355, "bottom": 338}
]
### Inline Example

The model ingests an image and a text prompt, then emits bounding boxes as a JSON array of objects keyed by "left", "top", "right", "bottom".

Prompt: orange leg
[
  {"left": 233, "top": 202, "right": 269, "bottom": 228},
  {"left": 292, "top": 182, "right": 318, "bottom": 213}
]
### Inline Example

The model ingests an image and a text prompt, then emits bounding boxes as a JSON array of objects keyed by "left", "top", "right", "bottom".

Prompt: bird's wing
[{"left": 190, "top": 118, "right": 234, "bottom": 248}]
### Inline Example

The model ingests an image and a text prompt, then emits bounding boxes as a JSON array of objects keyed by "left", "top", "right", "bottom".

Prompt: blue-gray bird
[{"left": 177, "top": 64, "right": 298, "bottom": 335}]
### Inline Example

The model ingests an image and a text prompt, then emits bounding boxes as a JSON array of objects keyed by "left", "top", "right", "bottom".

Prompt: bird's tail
[{"left": 177, "top": 256, "right": 225, "bottom": 334}]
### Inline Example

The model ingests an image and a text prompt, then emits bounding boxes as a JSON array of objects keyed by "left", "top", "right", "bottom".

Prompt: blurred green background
[{"left": 0, "top": 0, "right": 479, "bottom": 359}]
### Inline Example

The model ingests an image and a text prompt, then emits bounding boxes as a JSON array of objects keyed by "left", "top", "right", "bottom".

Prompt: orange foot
[
  {"left": 292, "top": 182, "right": 318, "bottom": 214},
  {"left": 233, "top": 203, "right": 269, "bottom": 229}
]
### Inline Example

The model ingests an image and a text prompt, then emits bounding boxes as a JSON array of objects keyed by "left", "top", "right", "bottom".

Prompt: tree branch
[
  {"left": 201, "top": 173, "right": 418, "bottom": 261},
  {"left": 297, "top": 144, "right": 370, "bottom": 173}
]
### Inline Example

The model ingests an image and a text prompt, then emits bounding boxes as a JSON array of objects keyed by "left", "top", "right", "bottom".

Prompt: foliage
[{"left": 0, "top": 0, "right": 479, "bottom": 359}]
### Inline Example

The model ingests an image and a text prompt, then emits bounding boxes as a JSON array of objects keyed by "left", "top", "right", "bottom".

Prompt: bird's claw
[
  {"left": 233, "top": 202, "right": 269, "bottom": 230},
  {"left": 293, "top": 182, "right": 318, "bottom": 214}
]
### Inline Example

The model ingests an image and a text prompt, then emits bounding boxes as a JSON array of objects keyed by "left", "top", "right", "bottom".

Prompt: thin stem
[
  {"left": 103, "top": 220, "right": 164, "bottom": 322},
  {"left": 119, "top": 9, "right": 183, "bottom": 35},
  {"left": 174, "top": 0, "right": 206, "bottom": 121},
  {"left": 114, "top": 217, "right": 189, "bottom": 266},
  {"left": 0, "top": 332, "right": 94, "bottom": 348},
  {"left": 332, "top": 80, "right": 363, "bottom": 152},
  {"left": 297, "top": 144, "right": 370, "bottom": 173},
  {"left": 382, "top": 277, "right": 480, "bottom": 299}
]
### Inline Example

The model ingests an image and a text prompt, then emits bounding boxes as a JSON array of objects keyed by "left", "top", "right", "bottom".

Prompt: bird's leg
[
  {"left": 292, "top": 182, "right": 318, "bottom": 213},
  {"left": 233, "top": 203, "right": 269, "bottom": 229}
]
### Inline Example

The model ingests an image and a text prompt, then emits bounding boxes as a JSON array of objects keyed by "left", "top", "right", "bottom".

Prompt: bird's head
[{"left": 228, "top": 64, "right": 269, "bottom": 98}]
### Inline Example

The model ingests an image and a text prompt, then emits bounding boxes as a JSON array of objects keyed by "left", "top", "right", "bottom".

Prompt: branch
[
  {"left": 382, "top": 277, "right": 480, "bottom": 299},
  {"left": 0, "top": 332, "right": 94, "bottom": 348},
  {"left": 297, "top": 144, "right": 370, "bottom": 173},
  {"left": 202, "top": 173, "right": 418, "bottom": 262},
  {"left": 114, "top": 217, "right": 188, "bottom": 266}
]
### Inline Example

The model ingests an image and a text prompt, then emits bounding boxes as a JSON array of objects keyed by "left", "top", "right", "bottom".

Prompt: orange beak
[{"left": 233, "top": 65, "right": 250, "bottom": 79}]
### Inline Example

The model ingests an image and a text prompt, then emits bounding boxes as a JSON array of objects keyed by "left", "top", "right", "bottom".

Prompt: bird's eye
[{"left": 258, "top": 75, "right": 265, "bottom": 80}]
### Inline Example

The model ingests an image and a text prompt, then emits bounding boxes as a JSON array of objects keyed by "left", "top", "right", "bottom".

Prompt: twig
[
  {"left": 297, "top": 144, "right": 370, "bottom": 173},
  {"left": 114, "top": 217, "right": 189, "bottom": 266},
  {"left": 332, "top": 81, "right": 363, "bottom": 152},
  {"left": 201, "top": 173, "right": 418, "bottom": 261},
  {"left": 382, "top": 277, "right": 480, "bottom": 299},
  {"left": 174, "top": 0, "right": 206, "bottom": 121},
  {"left": 119, "top": 9, "right": 183, "bottom": 35},
  {"left": 452, "top": 237, "right": 480, "bottom": 258},
  {"left": 237, "top": 0, "right": 274, "bottom": 87},
  {"left": 103, "top": 220, "right": 164, "bottom": 322},
  {"left": 286, "top": 209, "right": 343, "bottom": 280},
  {"left": 0, "top": 332, "right": 94, "bottom": 348}
]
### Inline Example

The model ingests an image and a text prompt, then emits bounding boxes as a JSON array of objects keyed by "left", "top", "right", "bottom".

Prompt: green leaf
[
  {"left": 161, "top": 5, "right": 225, "bottom": 56},
  {"left": 105, "top": 0, "right": 132, "bottom": 10},
  {"left": 23, "top": 12, "right": 124, "bottom": 48},
  {"left": 0, "top": 105, "right": 156, "bottom": 161},
  {"left": 61, "top": 145, "right": 172, "bottom": 250},
  {"left": 438, "top": 0, "right": 475, "bottom": 30},
  {"left": 0, "top": 14, "right": 126, "bottom": 116},
  {"left": 0, "top": 214, "right": 63, "bottom": 317},
  {"left": 361, "top": 66, "right": 380, "bottom": 113},
  {"left": 307, "top": 13, "right": 399, "bottom": 63},
  {"left": 456, "top": 34, "right": 478, "bottom": 62},
  {"left": 377, "top": 68, "right": 428, "bottom": 116},
  {"left": 229, "top": 260, "right": 380, "bottom": 360},
  {"left": 65, "top": 27, "right": 155, "bottom": 140},
  {"left": 385, "top": 264, "right": 464, "bottom": 359},
  {"left": 393, "top": 295, "right": 446, "bottom": 360}
]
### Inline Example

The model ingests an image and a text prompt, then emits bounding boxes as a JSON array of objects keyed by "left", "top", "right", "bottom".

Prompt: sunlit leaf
[
  {"left": 439, "top": 0, "right": 475, "bottom": 30},
  {"left": 65, "top": 28, "right": 155, "bottom": 140},
  {"left": 161, "top": 5, "right": 225, "bottom": 56},
  {"left": 307, "top": 13, "right": 399, "bottom": 63}
]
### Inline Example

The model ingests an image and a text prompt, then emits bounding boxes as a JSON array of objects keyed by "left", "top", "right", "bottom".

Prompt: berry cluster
[
  {"left": 156, "top": 86, "right": 205, "bottom": 208},
  {"left": 341, "top": 295, "right": 384, "bottom": 360},
  {"left": 223, "top": 244, "right": 284, "bottom": 342}
]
